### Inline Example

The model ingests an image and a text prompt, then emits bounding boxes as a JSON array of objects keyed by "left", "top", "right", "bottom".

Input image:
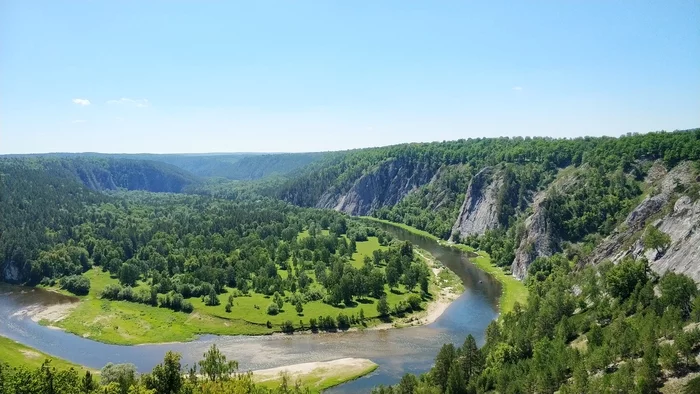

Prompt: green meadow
[{"left": 54, "top": 236, "right": 437, "bottom": 345}]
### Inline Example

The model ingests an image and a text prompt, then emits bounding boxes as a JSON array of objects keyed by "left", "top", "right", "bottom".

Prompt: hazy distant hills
[{"left": 3, "top": 152, "right": 327, "bottom": 181}]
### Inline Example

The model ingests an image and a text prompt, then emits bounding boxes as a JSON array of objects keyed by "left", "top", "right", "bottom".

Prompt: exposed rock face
[
  {"left": 510, "top": 167, "right": 585, "bottom": 279},
  {"left": 1, "top": 260, "right": 21, "bottom": 283},
  {"left": 587, "top": 161, "right": 695, "bottom": 265},
  {"left": 651, "top": 196, "right": 700, "bottom": 281},
  {"left": 587, "top": 161, "right": 700, "bottom": 281},
  {"left": 316, "top": 158, "right": 436, "bottom": 216},
  {"left": 511, "top": 190, "right": 558, "bottom": 279},
  {"left": 451, "top": 167, "right": 503, "bottom": 240}
]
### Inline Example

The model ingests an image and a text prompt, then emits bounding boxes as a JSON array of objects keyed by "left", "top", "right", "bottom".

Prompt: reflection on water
[{"left": 0, "top": 224, "right": 501, "bottom": 392}]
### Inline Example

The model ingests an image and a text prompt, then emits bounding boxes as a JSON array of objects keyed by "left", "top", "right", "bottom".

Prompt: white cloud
[
  {"left": 107, "top": 98, "right": 150, "bottom": 107},
  {"left": 72, "top": 119, "right": 87, "bottom": 123},
  {"left": 512, "top": 86, "right": 523, "bottom": 91},
  {"left": 72, "top": 98, "right": 91, "bottom": 106}
]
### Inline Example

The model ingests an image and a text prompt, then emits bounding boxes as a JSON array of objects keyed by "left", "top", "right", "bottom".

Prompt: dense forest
[{"left": 372, "top": 255, "right": 700, "bottom": 393}]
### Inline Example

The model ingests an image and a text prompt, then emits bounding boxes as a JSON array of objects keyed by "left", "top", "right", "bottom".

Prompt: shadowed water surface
[{"left": 0, "top": 223, "right": 500, "bottom": 392}]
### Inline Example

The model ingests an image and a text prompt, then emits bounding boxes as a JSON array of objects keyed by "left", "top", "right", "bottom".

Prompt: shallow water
[{"left": 0, "top": 223, "right": 500, "bottom": 392}]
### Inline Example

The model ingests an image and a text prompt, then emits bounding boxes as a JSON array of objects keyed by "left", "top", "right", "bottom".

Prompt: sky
[{"left": 1, "top": 1, "right": 699, "bottom": 154}]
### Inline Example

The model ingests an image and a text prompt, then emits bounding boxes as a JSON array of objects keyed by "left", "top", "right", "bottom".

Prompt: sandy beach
[
  {"left": 12, "top": 301, "right": 78, "bottom": 324},
  {"left": 369, "top": 249, "right": 462, "bottom": 330},
  {"left": 251, "top": 357, "right": 377, "bottom": 383}
]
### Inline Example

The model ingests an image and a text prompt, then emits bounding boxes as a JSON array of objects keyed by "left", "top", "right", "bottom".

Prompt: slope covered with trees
[
  {"left": 275, "top": 130, "right": 699, "bottom": 238},
  {"left": 372, "top": 255, "right": 700, "bottom": 394},
  {"left": 267, "top": 129, "right": 700, "bottom": 279}
]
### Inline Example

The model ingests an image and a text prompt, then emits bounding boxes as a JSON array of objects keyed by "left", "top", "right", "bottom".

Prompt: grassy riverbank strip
[
  {"left": 0, "top": 335, "right": 88, "bottom": 370},
  {"left": 252, "top": 358, "right": 378, "bottom": 393},
  {"left": 360, "top": 216, "right": 528, "bottom": 314}
]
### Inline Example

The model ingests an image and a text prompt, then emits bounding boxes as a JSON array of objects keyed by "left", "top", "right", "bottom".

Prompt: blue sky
[{"left": 1, "top": 1, "right": 699, "bottom": 154}]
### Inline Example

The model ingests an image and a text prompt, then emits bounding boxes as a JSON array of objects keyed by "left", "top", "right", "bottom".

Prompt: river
[{"left": 0, "top": 223, "right": 501, "bottom": 393}]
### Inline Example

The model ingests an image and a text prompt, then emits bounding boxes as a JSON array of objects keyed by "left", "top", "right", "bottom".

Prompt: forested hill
[
  {"left": 269, "top": 129, "right": 700, "bottom": 281},
  {"left": 4, "top": 157, "right": 200, "bottom": 193},
  {"left": 6, "top": 152, "right": 327, "bottom": 180}
]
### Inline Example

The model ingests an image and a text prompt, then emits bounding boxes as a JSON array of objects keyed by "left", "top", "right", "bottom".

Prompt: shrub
[
  {"left": 59, "top": 275, "right": 90, "bottom": 296},
  {"left": 267, "top": 303, "right": 280, "bottom": 315},
  {"left": 181, "top": 300, "right": 194, "bottom": 313},
  {"left": 407, "top": 294, "right": 422, "bottom": 311},
  {"left": 281, "top": 320, "right": 294, "bottom": 334},
  {"left": 101, "top": 284, "right": 122, "bottom": 300},
  {"left": 117, "top": 286, "right": 134, "bottom": 301},
  {"left": 337, "top": 313, "right": 350, "bottom": 330}
]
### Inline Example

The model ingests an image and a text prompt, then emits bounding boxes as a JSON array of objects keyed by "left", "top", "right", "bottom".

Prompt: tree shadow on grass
[{"left": 390, "top": 288, "right": 406, "bottom": 295}]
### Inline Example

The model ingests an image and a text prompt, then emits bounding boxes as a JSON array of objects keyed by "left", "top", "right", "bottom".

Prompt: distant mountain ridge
[
  {"left": 4, "top": 152, "right": 327, "bottom": 180},
  {"left": 1, "top": 156, "right": 200, "bottom": 193}
]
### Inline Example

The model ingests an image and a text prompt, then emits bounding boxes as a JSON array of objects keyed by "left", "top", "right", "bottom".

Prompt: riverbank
[
  {"left": 0, "top": 335, "right": 89, "bottom": 370},
  {"left": 368, "top": 248, "right": 463, "bottom": 330},
  {"left": 252, "top": 358, "right": 377, "bottom": 393},
  {"left": 361, "top": 216, "right": 528, "bottom": 314}
]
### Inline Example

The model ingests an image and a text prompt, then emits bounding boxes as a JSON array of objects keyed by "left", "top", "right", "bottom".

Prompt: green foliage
[
  {"left": 660, "top": 272, "right": 698, "bottom": 318},
  {"left": 683, "top": 376, "right": 700, "bottom": 394},
  {"left": 267, "top": 303, "right": 280, "bottom": 315},
  {"left": 276, "top": 129, "right": 700, "bottom": 243},
  {"left": 377, "top": 296, "right": 390, "bottom": 317},
  {"left": 375, "top": 258, "right": 700, "bottom": 393},
  {"left": 118, "top": 264, "right": 140, "bottom": 287},
  {"left": 60, "top": 275, "right": 91, "bottom": 295},
  {"left": 643, "top": 225, "right": 672, "bottom": 252},
  {"left": 100, "top": 363, "right": 137, "bottom": 394},
  {"left": 198, "top": 344, "right": 238, "bottom": 382},
  {"left": 604, "top": 257, "right": 649, "bottom": 301}
]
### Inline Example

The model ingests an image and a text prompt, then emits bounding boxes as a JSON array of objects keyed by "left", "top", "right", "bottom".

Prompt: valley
[{"left": 1, "top": 129, "right": 699, "bottom": 393}]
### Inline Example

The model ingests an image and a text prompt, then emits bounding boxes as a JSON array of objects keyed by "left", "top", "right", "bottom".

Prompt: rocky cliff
[
  {"left": 511, "top": 190, "right": 558, "bottom": 279},
  {"left": 510, "top": 168, "right": 584, "bottom": 279},
  {"left": 586, "top": 161, "right": 700, "bottom": 281},
  {"left": 451, "top": 167, "right": 504, "bottom": 240},
  {"left": 315, "top": 158, "right": 436, "bottom": 216}
]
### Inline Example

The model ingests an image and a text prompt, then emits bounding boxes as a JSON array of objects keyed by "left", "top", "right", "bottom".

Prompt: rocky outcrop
[
  {"left": 511, "top": 167, "right": 584, "bottom": 279},
  {"left": 650, "top": 196, "right": 700, "bottom": 281},
  {"left": 587, "top": 161, "right": 696, "bottom": 265},
  {"left": 586, "top": 161, "right": 700, "bottom": 281},
  {"left": 1, "top": 260, "right": 21, "bottom": 283},
  {"left": 315, "top": 158, "right": 436, "bottom": 216},
  {"left": 451, "top": 167, "right": 504, "bottom": 240},
  {"left": 511, "top": 190, "right": 558, "bottom": 279}
]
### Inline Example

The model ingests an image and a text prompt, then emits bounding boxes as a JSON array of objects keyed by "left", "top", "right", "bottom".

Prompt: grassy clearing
[
  {"left": 252, "top": 359, "right": 378, "bottom": 393},
  {"left": 457, "top": 248, "right": 528, "bottom": 314},
  {"left": 0, "top": 335, "right": 88, "bottom": 370},
  {"left": 53, "top": 235, "right": 432, "bottom": 345},
  {"left": 362, "top": 217, "right": 528, "bottom": 314}
]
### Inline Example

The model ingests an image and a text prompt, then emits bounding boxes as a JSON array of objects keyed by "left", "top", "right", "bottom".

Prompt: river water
[{"left": 0, "top": 223, "right": 500, "bottom": 393}]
